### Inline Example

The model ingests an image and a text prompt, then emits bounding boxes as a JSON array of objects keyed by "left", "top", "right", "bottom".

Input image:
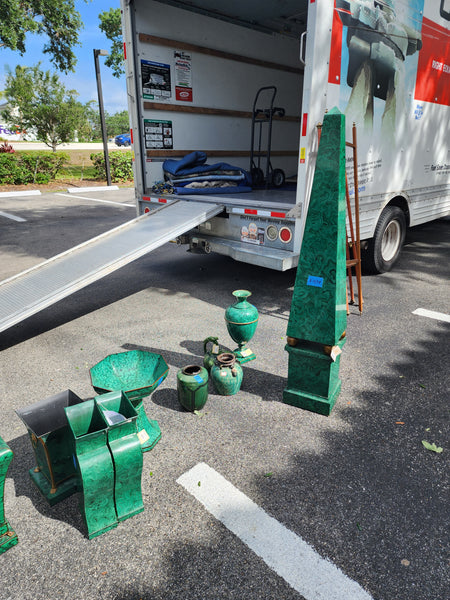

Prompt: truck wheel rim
[{"left": 381, "top": 220, "right": 401, "bottom": 262}]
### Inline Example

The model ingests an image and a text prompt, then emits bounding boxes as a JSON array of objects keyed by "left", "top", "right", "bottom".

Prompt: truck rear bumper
[{"left": 189, "top": 234, "right": 299, "bottom": 271}]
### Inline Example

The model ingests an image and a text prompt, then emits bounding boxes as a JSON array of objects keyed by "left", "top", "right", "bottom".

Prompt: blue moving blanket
[{"left": 163, "top": 152, "right": 252, "bottom": 194}]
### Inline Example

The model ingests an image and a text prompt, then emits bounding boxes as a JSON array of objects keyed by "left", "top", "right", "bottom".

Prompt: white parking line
[
  {"left": 177, "top": 463, "right": 373, "bottom": 600},
  {"left": 0, "top": 211, "right": 26, "bottom": 222},
  {"left": 412, "top": 308, "right": 450, "bottom": 323},
  {"left": 0, "top": 190, "right": 40, "bottom": 198},
  {"left": 56, "top": 193, "right": 134, "bottom": 207}
]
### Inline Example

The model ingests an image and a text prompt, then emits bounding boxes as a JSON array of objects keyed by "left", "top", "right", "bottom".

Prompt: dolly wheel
[
  {"left": 251, "top": 167, "right": 264, "bottom": 186},
  {"left": 272, "top": 168, "right": 285, "bottom": 188}
]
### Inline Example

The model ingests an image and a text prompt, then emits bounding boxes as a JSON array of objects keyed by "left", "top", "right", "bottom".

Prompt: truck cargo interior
[{"left": 137, "top": 0, "right": 308, "bottom": 208}]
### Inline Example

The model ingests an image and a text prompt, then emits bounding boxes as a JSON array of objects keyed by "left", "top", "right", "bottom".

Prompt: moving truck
[{"left": 120, "top": 0, "right": 450, "bottom": 272}]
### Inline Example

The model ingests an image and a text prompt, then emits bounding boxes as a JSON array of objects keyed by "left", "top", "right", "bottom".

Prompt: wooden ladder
[{"left": 345, "top": 123, "right": 363, "bottom": 314}]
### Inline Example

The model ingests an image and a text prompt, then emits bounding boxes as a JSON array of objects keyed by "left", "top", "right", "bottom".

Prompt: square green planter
[
  {"left": 0, "top": 436, "right": 18, "bottom": 554},
  {"left": 65, "top": 400, "right": 118, "bottom": 539},
  {"left": 16, "top": 390, "right": 84, "bottom": 505},
  {"left": 95, "top": 391, "right": 144, "bottom": 522}
]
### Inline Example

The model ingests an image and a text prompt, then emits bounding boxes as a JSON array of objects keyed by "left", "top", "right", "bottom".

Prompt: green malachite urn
[
  {"left": 224, "top": 290, "right": 259, "bottom": 364},
  {"left": 177, "top": 365, "right": 209, "bottom": 411},
  {"left": 211, "top": 352, "right": 243, "bottom": 396}
]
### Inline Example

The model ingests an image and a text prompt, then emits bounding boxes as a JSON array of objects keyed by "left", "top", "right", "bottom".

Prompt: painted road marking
[
  {"left": 0, "top": 211, "right": 26, "bottom": 222},
  {"left": 177, "top": 463, "right": 373, "bottom": 600},
  {"left": 0, "top": 190, "right": 40, "bottom": 198},
  {"left": 412, "top": 308, "right": 450, "bottom": 323},
  {"left": 56, "top": 193, "right": 134, "bottom": 207},
  {"left": 66, "top": 185, "right": 119, "bottom": 193}
]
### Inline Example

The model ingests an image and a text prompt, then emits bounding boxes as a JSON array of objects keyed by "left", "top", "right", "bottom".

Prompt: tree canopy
[
  {"left": 98, "top": 7, "right": 124, "bottom": 78},
  {"left": 1, "top": 64, "right": 90, "bottom": 150},
  {"left": 0, "top": 0, "right": 85, "bottom": 72}
]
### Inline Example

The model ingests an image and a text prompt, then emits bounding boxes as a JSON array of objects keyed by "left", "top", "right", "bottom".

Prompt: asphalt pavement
[{"left": 0, "top": 189, "right": 448, "bottom": 600}]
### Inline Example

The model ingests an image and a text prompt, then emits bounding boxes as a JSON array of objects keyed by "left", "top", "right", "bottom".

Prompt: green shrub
[
  {"left": 90, "top": 151, "right": 133, "bottom": 182},
  {"left": 0, "top": 151, "right": 69, "bottom": 185},
  {"left": 0, "top": 155, "right": 30, "bottom": 184}
]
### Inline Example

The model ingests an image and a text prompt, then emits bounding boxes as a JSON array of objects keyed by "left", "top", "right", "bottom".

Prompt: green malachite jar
[
  {"left": 224, "top": 290, "right": 259, "bottom": 363},
  {"left": 177, "top": 365, "right": 209, "bottom": 411},
  {"left": 211, "top": 352, "right": 243, "bottom": 396}
]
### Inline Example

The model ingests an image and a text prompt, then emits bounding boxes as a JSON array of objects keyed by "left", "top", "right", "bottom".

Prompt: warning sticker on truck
[
  {"left": 174, "top": 51, "right": 193, "bottom": 102},
  {"left": 141, "top": 60, "right": 171, "bottom": 100},
  {"left": 144, "top": 119, "right": 173, "bottom": 149}
]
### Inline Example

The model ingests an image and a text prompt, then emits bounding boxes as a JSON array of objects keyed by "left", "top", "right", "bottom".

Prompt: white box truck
[{"left": 121, "top": 0, "right": 450, "bottom": 272}]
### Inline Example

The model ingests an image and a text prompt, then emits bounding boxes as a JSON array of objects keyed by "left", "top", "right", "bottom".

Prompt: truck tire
[{"left": 364, "top": 205, "right": 406, "bottom": 274}]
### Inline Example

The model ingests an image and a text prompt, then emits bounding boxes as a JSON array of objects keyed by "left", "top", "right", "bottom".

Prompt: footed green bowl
[{"left": 90, "top": 350, "right": 169, "bottom": 402}]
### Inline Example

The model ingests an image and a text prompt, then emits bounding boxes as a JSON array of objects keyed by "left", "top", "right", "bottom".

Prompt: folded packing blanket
[{"left": 163, "top": 152, "right": 252, "bottom": 194}]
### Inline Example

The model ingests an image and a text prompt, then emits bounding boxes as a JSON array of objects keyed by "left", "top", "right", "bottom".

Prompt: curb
[
  {"left": 0, "top": 190, "right": 41, "bottom": 198},
  {"left": 66, "top": 186, "right": 119, "bottom": 193}
]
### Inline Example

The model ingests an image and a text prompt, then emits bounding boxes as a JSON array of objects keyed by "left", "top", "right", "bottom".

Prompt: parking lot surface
[{"left": 0, "top": 190, "right": 448, "bottom": 600}]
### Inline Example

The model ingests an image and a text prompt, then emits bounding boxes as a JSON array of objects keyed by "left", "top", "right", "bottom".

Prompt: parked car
[{"left": 115, "top": 133, "right": 131, "bottom": 146}]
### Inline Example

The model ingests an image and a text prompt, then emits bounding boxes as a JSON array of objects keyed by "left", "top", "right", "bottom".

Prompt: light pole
[{"left": 93, "top": 49, "right": 112, "bottom": 186}]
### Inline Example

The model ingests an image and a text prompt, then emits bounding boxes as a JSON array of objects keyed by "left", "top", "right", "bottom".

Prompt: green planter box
[
  {"left": 65, "top": 400, "right": 118, "bottom": 539},
  {"left": 95, "top": 392, "right": 144, "bottom": 522},
  {"left": 16, "top": 390, "right": 84, "bottom": 505},
  {"left": 0, "top": 435, "right": 18, "bottom": 554}
]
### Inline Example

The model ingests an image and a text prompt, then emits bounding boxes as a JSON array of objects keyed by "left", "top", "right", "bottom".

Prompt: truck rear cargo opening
[{"left": 121, "top": 0, "right": 450, "bottom": 273}]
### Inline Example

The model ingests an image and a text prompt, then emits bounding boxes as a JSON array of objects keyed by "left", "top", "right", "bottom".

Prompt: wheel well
[{"left": 385, "top": 196, "right": 410, "bottom": 228}]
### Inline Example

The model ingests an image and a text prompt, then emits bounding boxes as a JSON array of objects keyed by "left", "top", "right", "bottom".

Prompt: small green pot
[
  {"left": 177, "top": 365, "right": 209, "bottom": 411},
  {"left": 211, "top": 353, "right": 243, "bottom": 396}
]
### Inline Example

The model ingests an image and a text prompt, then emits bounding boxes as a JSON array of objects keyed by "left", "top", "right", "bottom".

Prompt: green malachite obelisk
[
  {"left": 283, "top": 108, "right": 347, "bottom": 415},
  {"left": 0, "top": 436, "right": 18, "bottom": 554}
]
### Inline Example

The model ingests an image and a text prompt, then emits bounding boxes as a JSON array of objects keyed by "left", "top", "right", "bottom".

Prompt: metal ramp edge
[{"left": 0, "top": 200, "right": 223, "bottom": 333}]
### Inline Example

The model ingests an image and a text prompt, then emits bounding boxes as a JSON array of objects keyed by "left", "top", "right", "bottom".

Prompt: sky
[{"left": 0, "top": 0, "right": 127, "bottom": 115}]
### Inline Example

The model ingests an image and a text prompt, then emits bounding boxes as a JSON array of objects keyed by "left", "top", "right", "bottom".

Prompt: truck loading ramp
[{"left": 0, "top": 200, "right": 223, "bottom": 334}]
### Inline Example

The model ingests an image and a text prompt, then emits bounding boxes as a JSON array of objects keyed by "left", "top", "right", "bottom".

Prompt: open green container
[
  {"left": 65, "top": 399, "right": 118, "bottom": 539},
  {"left": 0, "top": 435, "right": 18, "bottom": 554},
  {"left": 95, "top": 391, "right": 144, "bottom": 522},
  {"left": 16, "top": 390, "right": 84, "bottom": 505}
]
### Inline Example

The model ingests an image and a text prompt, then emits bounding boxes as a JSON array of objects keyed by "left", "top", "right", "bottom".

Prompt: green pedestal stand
[
  {"left": 283, "top": 108, "right": 348, "bottom": 415},
  {"left": 65, "top": 400, "right": 118, "bottom": 539},
  {"left": 0, "top": 436, "right": 18, "bottom": 554},
  {"left": 95, "top": 392, "right": 144, "bottom": 522}
]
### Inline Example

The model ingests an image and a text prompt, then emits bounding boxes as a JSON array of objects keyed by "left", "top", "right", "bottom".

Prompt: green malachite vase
[
  {"left": 211, "top": 352, "right": 243, "bottom": 396},
  {"left": 225, "top": 290, "right": 259, "bottom": 364},
  {"left": 0, "top": 435, "right": 18, "bottom": 554},
  {"left": 177, "top": 365, "right": 209, "bottom": 411}
]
